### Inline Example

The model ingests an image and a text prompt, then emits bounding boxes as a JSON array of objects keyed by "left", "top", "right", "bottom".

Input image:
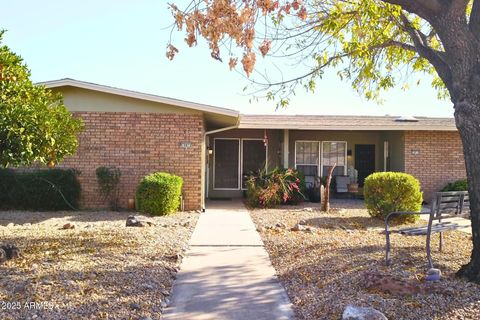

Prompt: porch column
[{"left": 283, "top": 129, "right": 289, "bottom": 168}]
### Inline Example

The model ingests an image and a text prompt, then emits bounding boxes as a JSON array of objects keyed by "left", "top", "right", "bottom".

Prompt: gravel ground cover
[
  {"left": 250, "top": 200, "right": 480, "bottom": 320},
  {"left": 0, "top": 210, "right": 198, "bottom": 320}
]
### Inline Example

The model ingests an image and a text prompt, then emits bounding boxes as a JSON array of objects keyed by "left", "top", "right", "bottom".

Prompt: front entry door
[
  {"left": 355, "top": 144, "right": 375, "bottom": 187},
  {"left": 242, "top": 139, "right": 267, "bottom": 188},
  {"left": 214, "top": 139, "right": 240, "bottom": 189}
]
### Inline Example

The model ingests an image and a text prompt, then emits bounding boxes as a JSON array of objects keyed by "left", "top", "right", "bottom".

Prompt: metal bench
[{"left": 385, "top": 191, "right": 469, "bottom": 268}]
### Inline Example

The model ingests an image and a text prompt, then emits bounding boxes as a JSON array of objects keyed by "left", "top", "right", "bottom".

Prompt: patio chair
[
  {"left": 335, "top": 175, "right": 350, "bottom": 193},
  {"left": 384, "top": 191, "right": 469, "bottom": 268}
]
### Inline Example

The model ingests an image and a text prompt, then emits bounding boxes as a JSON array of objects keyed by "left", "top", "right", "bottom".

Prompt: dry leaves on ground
[
  {"left": 250, "top": 200, "right": 480, "bottom": 320},
  {"left": 0, "top": 210, "right": 198, "bottom": 320}
]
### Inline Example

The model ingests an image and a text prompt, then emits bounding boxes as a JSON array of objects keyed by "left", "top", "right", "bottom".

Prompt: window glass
[
  {"left": 295, "top": 141, "right": 319, "bottom": 188},
  {"left": 322, "top": 141, "right": 346, "bottom": 176}
]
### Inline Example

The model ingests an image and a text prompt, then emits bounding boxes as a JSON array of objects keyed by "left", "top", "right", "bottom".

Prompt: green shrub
[
  {"left": 96, "top": 166, "right": 121, "bottom": 210},
  {"left": 0, "top": 168, "right": 81, "bottom": 210},
  {"left": 441, "top": 178, "right": 468, "bottom": 191},
  {"left": 135, "top": 172, "right": 183, "bottom": 215},
  {"left": 246, "top": 168, "right": 305, "bottom": 208},
  {"left": 364, "top": 172, "right": 423, "bottom": 224}
]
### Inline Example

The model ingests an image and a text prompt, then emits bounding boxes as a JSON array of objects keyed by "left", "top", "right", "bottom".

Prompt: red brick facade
[
  {"left": 59, "top": 112, "right": 204, "bottom": 210},
  {"left": 404, "top": 131, "right": 466, "bottom": 202}
]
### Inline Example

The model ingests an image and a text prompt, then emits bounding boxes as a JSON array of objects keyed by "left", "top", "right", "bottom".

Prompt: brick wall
[
  {"left": 58, "top": 112, "right": 204, "bottom": 210},
  {"left": 404, "top": 131, "right": 466, "bottom": 202}
]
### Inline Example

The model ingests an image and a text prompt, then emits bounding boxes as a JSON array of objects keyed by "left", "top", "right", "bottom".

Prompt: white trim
[
  {"left": 238, "top": 123, "right": 456, "bottom": 131},
  {"left": 240, "top": 138, "right": 268, "bottom": 190},
  {"left": 213, "top": 138, "right": 241, "bottom": 190},
  {"left": 41, "top": 78, "right": 240, "bottom": 117},
  {"left": 283, "top": 129, "right": 289, "bottom": 168}
]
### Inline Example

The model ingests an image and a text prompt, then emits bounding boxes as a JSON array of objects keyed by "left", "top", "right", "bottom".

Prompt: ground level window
[
  {"left": 322, "top": 141, "right": 347, "bottom": 176},
  {"left": 295, "top": 141, "right": 319, "bottom": 187}
]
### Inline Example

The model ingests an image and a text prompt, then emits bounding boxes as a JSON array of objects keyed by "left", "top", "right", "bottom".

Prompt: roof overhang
[
  {"left": 238, "top": 114, "right": 458, "bottom": 131},
  {"left": 40, "top": 78, "right": 240, "bottom": 128}
]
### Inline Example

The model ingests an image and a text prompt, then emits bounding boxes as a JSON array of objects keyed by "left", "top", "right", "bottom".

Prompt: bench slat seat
[{"left": 385, "top": 191, "right": 469, "bottom": 268}]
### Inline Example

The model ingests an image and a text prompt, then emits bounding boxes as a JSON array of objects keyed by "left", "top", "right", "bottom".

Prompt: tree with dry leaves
[{"left": 168, "top": 0, "right": 480, "bottom": 282}]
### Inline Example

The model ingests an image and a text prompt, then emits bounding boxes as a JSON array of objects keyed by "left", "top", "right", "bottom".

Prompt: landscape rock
[
  {"left": 291, "top": 223, "right": 306, "bottom": 231},
  {"left": 342, "top": 305, "right": 388, "bottom": 320},
  {"left": 126, "top": 215, "right": 155, "bottom": 227},
  {"left": 0, "top": 243, "right": 21, "bottom": 264},
  {"left": 130, "top": 302, "right": 141, "bottom": 310},
  {"left": 256, "top": 226, "right": 265, "bottom": 232},
  {"left": 425, "top": 268, "right": 442, "bottom": 281},
  {"left": 62, "top": 223, "right": 75, "bottom": 230},
  {"left": 275, "top": 222, "right": 287, "bottom": 229},
  {"left": 161, "top": 289, "right": 170, "bottom": 296},
  {"left": 291, "top": 223, "right": 315, "bottom": 232}
]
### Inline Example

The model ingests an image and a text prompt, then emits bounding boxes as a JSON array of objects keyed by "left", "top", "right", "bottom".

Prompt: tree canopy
[
  {"left": 167, "top": 0, "right": 473, "bottom": 105},
  {"left": 0, "top": 31, "right": 83, "bottom": 167}
]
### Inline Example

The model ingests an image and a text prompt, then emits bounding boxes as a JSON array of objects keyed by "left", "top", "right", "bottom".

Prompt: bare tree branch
[{"left": 396, "top": 12, "right": 453, "bottom": 92}]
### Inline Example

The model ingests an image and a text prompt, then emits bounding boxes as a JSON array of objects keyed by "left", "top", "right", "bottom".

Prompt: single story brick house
[{"left": 43, "top": 79, "right": 466, "bottom": 210}]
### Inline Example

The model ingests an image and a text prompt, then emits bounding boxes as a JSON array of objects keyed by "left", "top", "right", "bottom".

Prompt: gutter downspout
[{"left": 201, "top": 118, "right": 240, "bottom": 212}]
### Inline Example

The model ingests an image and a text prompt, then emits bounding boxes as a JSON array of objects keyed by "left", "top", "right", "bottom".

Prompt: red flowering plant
[{"left": 246, "top": 167, "right": 305, "bottom": 208}]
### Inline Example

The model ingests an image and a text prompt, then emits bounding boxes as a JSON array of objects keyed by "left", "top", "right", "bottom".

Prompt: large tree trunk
[{"left": 455, "top": 98, "right": 480, "bottom": 282}]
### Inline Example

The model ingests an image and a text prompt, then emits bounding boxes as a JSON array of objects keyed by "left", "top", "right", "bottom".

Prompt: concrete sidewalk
[{"left": 162, "top": 201, "right": 293, "bottom": 320}]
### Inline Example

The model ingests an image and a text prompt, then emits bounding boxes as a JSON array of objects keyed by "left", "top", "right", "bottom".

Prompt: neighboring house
[{"left": 43, "top": 79, "right": 466, "bottom": 210}]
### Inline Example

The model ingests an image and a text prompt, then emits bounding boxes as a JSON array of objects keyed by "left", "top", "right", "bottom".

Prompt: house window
[
  {"left": 295, "top": 141, "right": 319, "bottom": 187},
  {"left": 321, "top": 141, "right": 347, "bottom": 176}
]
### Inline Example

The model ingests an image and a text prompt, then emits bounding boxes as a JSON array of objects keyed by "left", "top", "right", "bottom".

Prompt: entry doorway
[
  {"left": 242, "top": 139, "right": 267, "bottom": 188},
  {"left": 213, "top": 138, "right": 267, "bottom": 191},
  {"left": 355, "top": 144, "right": 375, "bottom": 187}
]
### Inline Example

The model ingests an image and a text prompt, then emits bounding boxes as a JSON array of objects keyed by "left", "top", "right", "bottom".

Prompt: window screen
[{"left": 214, "top": 139, "right": 240, "bottom": 189}]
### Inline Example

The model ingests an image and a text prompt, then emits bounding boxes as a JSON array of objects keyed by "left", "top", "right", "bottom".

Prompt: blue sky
[{"left": 1, "top": 0, "right": 453, "bottom": 117}]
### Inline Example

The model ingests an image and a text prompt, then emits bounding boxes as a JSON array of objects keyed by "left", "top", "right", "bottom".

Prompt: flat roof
[{"left": 238, "top": 114, "right": 457, "bottom": 131}]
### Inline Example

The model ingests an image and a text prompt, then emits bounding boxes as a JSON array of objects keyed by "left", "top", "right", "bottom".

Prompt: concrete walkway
[{"left": 162, "top": 201, "right": 293, "bottom": 320}]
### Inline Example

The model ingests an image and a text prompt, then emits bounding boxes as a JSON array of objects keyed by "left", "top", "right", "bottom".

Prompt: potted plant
[{"left": 347, "top": 166, "right": 359, "bottom": 193}]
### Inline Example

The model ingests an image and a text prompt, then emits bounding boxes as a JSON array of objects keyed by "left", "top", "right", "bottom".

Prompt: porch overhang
[{"left": 238, "top": 114, "right": 458, "bottom": 131}]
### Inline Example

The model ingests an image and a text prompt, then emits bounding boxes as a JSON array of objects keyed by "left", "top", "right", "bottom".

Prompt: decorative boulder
[
  {"left": 0, "top": 244, "right": 21, "bottom": 264},
  {"left": 342, "top": 305, "right": 387, "bottom": 320},
  {"left": 425, "top": 268, "right": 442, "bottom": 281},
  {"left": 126, "top": 215, "right": 154, "bottom": 227}
]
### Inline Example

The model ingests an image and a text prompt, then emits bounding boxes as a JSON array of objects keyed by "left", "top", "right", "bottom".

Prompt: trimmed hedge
[
  {"left": 0, "top": 168, "right": 81, "bottom": 210},
  {"left": 441, "top": 178, "right": 468, "bottom": 192},
  {"left": 135, "top": 172, "right": 183, "bottom": 215},
  {"left": 364, "top": 172, "right": 423, "bottom": 224}
]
